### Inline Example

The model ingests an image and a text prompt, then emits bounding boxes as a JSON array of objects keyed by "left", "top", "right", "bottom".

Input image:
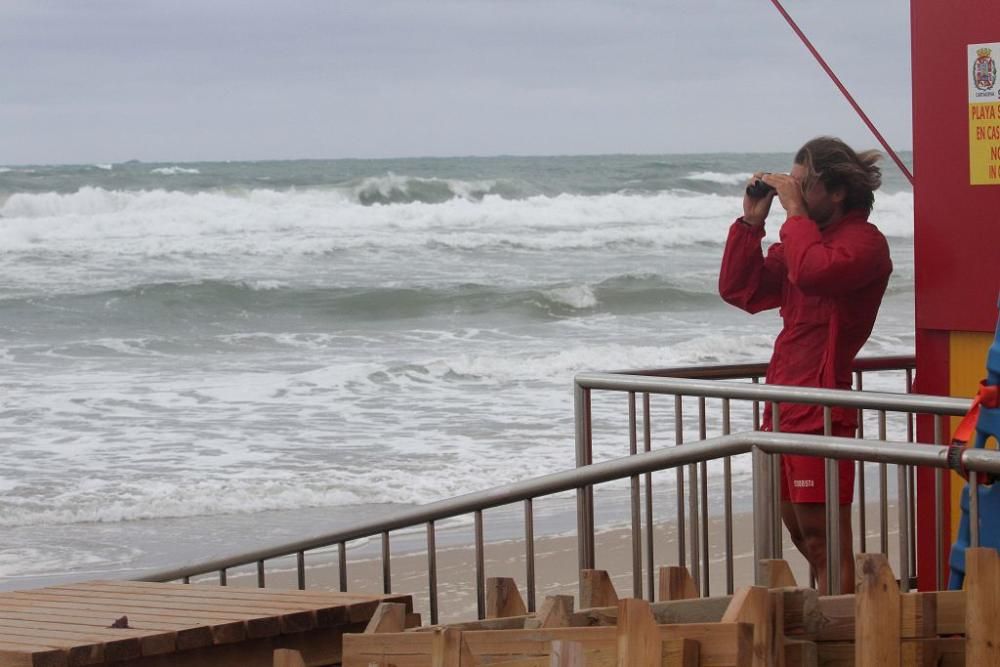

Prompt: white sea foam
[
  {"left": 0, "top": 187, "right": 758, "bottom": 259},
  {"left": 684, "top": 171, "right": 752, "bottom": 185},
  {"left": 542, "top": 284, "right": 598, "bottom": 309},
  {"left": 150, "top": 166, "right": 201, "bottom": 175},
  {"left": 93, "top": 164, "right": 113, "bottom": 171}
]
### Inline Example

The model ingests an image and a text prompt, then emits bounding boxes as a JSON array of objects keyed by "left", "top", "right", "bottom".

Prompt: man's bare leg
[{"left": 789, "top": 502, "right": 855, "bottom": 594}]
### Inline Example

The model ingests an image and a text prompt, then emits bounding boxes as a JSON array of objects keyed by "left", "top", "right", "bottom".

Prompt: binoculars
[{"left": 746, "top": 177, "right": 775, "bottom": 198}]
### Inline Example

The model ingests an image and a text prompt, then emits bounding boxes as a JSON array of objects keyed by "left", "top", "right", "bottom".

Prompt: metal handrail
[
  {"left": 574, "top": 367, "right": 962, "bottom": 596},
  {"left": 612, "top": 354, "right": 915, "bottom": 379},
  {"left": 142, "top": 428, "right": 994, "bottom": 598},
  {"left": 575, "top": 373, "right": 965, "bottom": 414}
]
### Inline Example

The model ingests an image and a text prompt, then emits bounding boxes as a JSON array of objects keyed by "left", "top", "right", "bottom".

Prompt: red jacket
[{"left": 719, "top": 211, "right": 892, "bottom": 432}]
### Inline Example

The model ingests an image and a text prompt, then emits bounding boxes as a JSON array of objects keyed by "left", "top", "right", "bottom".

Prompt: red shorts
[{"left": 779, "top": 426, "right": 856, "bottom": 505}]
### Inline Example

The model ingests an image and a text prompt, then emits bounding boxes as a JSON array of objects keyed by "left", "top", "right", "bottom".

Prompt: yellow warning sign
[{"left": 969, "top": 43, "right": 1000, "bottom": 185}]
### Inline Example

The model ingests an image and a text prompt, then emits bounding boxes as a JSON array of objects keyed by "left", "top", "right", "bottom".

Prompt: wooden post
[
  {"left": 616, "top": 598, "right": 661, "bottom": 667},
  {"left": 662, "top": 638, "right": 700, "bottom": 667},
  {"left": 854, "top": 553, "right": 900, "bottom": 667},
  {"left": 430, "top": 627, "right": 468, "bottom": 667},
  {"left": 273, "top": 649, "right": 306, "bottom": 667},
  {"left": 722, "top": 586, "right": 774, "bottom": 667},
  {"left": 365, "top": 602, "right": 407, "bottom": 633},
  {"left": 550, "top": 640, "right": 585, "bottom": 666},
  {"left": 966, "top": 547, "right": 1000, "bottom": 666},
  {"left": 758, "top": 560, "right": 797, "bottom": 589},
  {"left": 782, "top": 640, "right": 817, "bottom": 667},
  {"left": 580, "top": 569, "right": 619, "bottom": 609},
  {"left": 486, "top": 577, "right": 527, "bottom": 619},
  {"left": 658, "top": 566, "right": 698, "bottom": 601},
  {"left": 525, "top": 595, "right": 575, "bottom": 629}
]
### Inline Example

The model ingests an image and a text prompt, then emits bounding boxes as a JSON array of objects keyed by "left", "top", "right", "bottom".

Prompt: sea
[{"left": 0, "top": 153, "right": 915, "bottom": 589}]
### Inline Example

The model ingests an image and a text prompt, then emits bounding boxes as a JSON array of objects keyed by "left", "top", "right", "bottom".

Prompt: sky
[{"left": 0, "top": 0, "right": 913, "bottom": 165}]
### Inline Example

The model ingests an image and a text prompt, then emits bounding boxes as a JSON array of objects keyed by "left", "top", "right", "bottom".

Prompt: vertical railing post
[
  {"left": 752, "top": 445, "right": 774, "bottom": 584},
  {"left": 934, "top": 414, "right": 944, "bottom": 590},
  {"left": 629, "top": 392, "right": 642, "bottom": 598},
  {"left": 643, "top": 393, "right": 655, "bottom": 601},
  {"left": 427, "top": 520, "right": 439, "bottom": 625},
  {"left": 770, "top": 402, "right": 783, "bottom": 559},
  {"left": 855, "top": 371, "right": 867, "bottom": 556},
  {"left": 524, "top": 499, "right": 536, "bottom": 612},
  {"left": 971, "top": 471, "right": 981, "bottom": 548},
  {"left": 675, "top": 395, "right": 687, "bottom": 570},
  {"left": 722, "top": 398, "right": 734, "bottom": 595},
  {"left": 574, "top": 382, "right": 595, "bottom": 579},
  {"left": 823, "top": 407, "right": 841, "bottom": 595}
]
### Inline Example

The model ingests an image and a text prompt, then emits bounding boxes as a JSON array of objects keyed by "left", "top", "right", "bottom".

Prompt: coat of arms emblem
[{"left": 974, "top": 47, "right": 997, "bottom": 91}]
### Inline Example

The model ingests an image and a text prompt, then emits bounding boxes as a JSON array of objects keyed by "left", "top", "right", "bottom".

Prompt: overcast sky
[{"left": 1, "top": 0, "right": 912, "bottom": 165}]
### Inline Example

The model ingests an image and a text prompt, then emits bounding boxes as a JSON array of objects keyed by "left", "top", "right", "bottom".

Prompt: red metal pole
[{"left": 769, "top": 0, "right": 914, "bottom": 185}]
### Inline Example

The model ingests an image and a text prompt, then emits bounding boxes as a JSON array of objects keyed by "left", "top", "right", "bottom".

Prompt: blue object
[{"left": 948, "top": 298, "right": 1000, "bottom": 589}]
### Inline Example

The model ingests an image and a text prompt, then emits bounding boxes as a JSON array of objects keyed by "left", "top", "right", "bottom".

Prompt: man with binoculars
[{"left": 719, "top": 136, "right": 893, "bottom": 593}]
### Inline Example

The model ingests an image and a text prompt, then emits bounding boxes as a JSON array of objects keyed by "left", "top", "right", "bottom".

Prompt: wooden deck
[{"left": 0, "top": 580, "right": 413, "bottom": 667}]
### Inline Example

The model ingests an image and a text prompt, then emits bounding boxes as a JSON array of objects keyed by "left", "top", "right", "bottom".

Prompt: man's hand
[
  {"left": 762, "top": 173, "right": 808, "bottom": 219},
  {"left": 742, "top": 172, "right": 774, "bottom": 227}
]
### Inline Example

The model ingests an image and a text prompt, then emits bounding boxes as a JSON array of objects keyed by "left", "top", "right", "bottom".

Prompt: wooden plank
[
  {"left": 722, "top": 587, "right": 773, "bottom": 667},
  {"left": 900, "top": 591, "right": 936, "bottom": 640},
  {"left": 767, "top": 590, "right": 785, "bottom": 667},
  {"left": 658, "top": 567, "right": 697, "bottom": 602},
  {"left": 0, "top": 625, "right": 142, "bottom": 665},
  {"left": 272, "top": 648, "right": 306, "bottom": 667},
  {"left": 0, "top": 631, "right": 104, "bottom": 667},
  {"left": 0, "top": 618, "right": 174, "bottom": 657},
  {"left": 569, "top": 595, "right": 732, "bottom": 627},
  {"left": 86, "top": 581, "right": 414, "bottom": 623},
  {"left": 35, "top": 584, "right": 323, "bottom": 632},
  {"left": 550, "top": 640, "right": 585, "bottom": 666},
  {"left": 487, "top": 578, "right": 528, "bottom": 620},
  {"left": 413, "top": 616, "right": 529, "bottom": 633},
  {"left": 782, "top": 639, "right": 816, "bottom": 667},
  {"left": 811, "top": 589, "right": 948, "bottom": 643},
  {"left": 0, "top": 605, "right": 213, "bottom": 649},
  {"left": 430, "top": 627, "right": 468, "bottom": 667},
  {"left": 662, "top": 639, "right": 699, "bottom": 667},
  {"left": 966, "top": 547, "right": 1000, "bottom": 666},
  {"left": 463, "top": 622, "right": 753, "bottom": 666},
  {"left": 854, "top": 553, "right": 900, "bottom": 667},
  {"left": 580, "top": 570, "right": 618, "bottom": 610},
  {"left": 932, "top": 590, "right": 965, "bottom": 635},
  {"left": 103, "top": 620, "right": 365, "bottom": 667},
  {"left": 0, "top": 600, "right": 241, "bottom": 646},
  {"left": 0, "top": 643, "right": 69, "bottom": 667},
  {"left": 0, "top": 594, "right": 273, "bottom": 641},
  {"left": 5, "top": 590, "right": 298, "bottom": 636},
  {"left": 814, "top": 638, "right": 964, "bottom": 667},
  {"left": 78, "top": 580, "right": 407, "bottom": 606},
  {"left": 344, "top": 631, "right": 436, "bottom": 666},
  {"left": 616, "top": 599, "right": 660, "bottom": 666},
  {"left": 365, "top": 603, "right": 406, "bottom": 634},
  {"left": 758, "top": 561, "right": 797, "bottom": 589},
  {"left": 42, "top": 581, "right": 409, "bottom": 631},
  {"left": 777, "top": 588, "right": 820, "bottom": 640}
]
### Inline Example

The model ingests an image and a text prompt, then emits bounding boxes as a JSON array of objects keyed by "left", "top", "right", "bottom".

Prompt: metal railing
[
  {"left": 140, "top": 358, "right": 983, "bottom": 624},
  {"left": 574, "top": 355, "right": 969, "bottom": 598},
  {"left": 140, "top": 426, "right": 992, "bottom": 623}
]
